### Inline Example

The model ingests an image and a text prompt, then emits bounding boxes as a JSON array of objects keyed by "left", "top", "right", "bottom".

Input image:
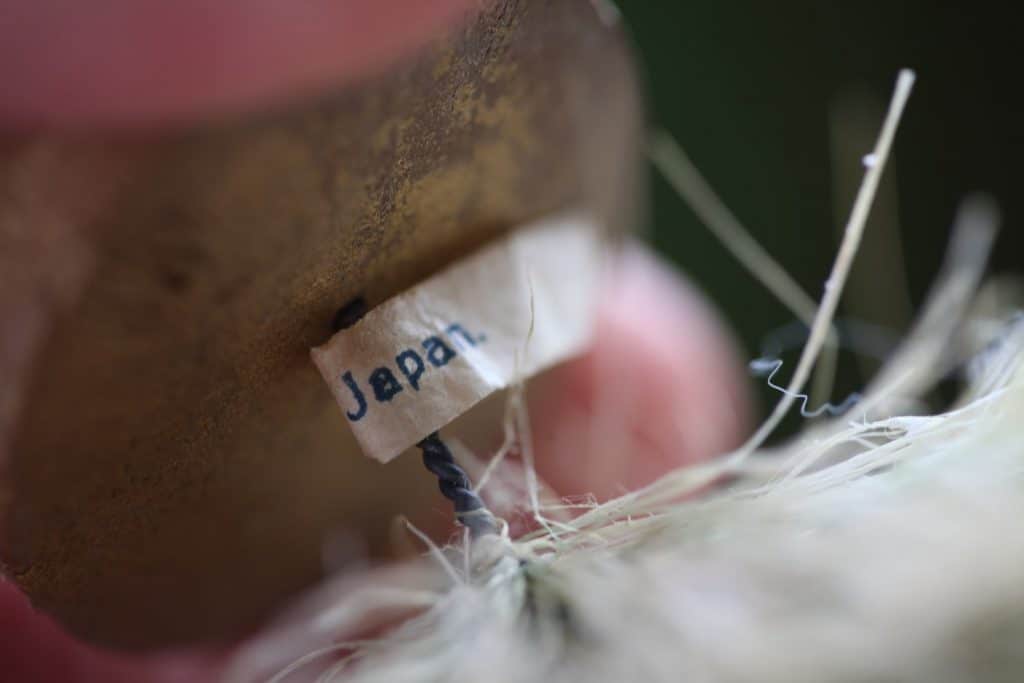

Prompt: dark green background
[{"left": 618, "top": 1, "right": 1021, "bottom": 408}]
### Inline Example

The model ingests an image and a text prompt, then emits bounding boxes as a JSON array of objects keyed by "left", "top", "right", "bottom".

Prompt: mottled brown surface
[{"left": 0, "top": 0, "right": 642, "bottom": 648}]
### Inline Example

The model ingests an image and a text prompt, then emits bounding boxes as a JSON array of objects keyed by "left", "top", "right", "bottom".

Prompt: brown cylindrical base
[{"left": 0, "top": 0, "right": 642, "bottom": 648}]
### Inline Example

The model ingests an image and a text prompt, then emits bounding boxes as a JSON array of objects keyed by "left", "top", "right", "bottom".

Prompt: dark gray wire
[{"left": 418, "top": 432, "right": 499, "bottom": 538}]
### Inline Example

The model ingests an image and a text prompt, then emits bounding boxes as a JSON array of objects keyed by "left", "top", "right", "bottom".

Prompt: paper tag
[{"left": 311, "top": 213, "right": 604, "bottom": 463}]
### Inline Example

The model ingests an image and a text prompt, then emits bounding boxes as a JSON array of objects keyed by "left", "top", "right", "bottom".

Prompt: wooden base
[{"left": 0, "top": 0, "right": 641, "bottom": 648}]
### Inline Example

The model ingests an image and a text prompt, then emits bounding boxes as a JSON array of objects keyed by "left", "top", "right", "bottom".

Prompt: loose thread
[{"left": 418, "top": 432, "right": 499, "bottom": 538}]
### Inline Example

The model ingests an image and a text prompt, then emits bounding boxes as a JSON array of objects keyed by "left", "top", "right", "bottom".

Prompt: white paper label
[{"left": 311, "top": 213, "right": 603, "bottom": 463}]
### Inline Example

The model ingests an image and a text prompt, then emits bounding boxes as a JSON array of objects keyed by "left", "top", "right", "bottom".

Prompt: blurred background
[{"left": 618, "top": 1, "right": 1021, "bottom": 420}]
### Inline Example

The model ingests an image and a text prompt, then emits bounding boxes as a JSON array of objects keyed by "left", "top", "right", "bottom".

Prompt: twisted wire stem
[{"left": 417, "top": 432, "right": 499, "bottom": 538}]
